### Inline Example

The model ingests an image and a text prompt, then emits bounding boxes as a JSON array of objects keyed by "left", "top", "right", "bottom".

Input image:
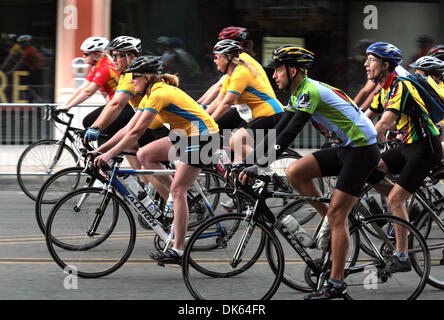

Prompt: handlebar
[{"left": 44, "top": 105, "right": 74, "bottom": 126}]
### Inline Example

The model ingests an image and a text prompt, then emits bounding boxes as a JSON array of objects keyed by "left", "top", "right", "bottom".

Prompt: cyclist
[
  {"left": 94, "top": 55, "right": 219, "bottom": 265},
  {"left": 207, "top": 39, "right": 284, "bottom": 162},
  {"left": 60, "top": 37, "right": 117, "bottom": 110},
  {"left": 198, "top": 26, "right": 266, "bottom": 130},
  {"left": 239, "top": 45, "right": 379, "bottom": 300},
  {"left": 364, "top": 42, "right": 442, "bottom": 273},
  {"left": 85, "top": 36, "right": 170, "bottom": 199}
]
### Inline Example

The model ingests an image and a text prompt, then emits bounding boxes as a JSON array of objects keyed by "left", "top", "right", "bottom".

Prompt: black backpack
[{"left": 396, "top": 74, "right": 444, "bottom": 125}]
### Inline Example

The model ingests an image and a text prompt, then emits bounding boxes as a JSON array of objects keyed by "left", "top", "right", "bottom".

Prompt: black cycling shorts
[
  {"left": 169, "top": 132, "right": 221, "bottom": 168},
  {"left": 83, "top": 103, "right": 135, "bottom": 146},
  {"left": 312, "top": 144, "right": 380, "bottom": 197},
  {"left": 138, "top": 126, "right": 170, "bottom": 148},
  {"left": 381, "top": 136, "right": 442, "bottom": 193}
]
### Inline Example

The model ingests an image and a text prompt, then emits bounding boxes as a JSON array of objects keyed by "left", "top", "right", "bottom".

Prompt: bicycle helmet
[
  {"left": 213, "top": 39, "right": 243, "bottom": 56},
  {"left": 108, "top": 36, "right": 141, "bottom": 53},
  {"left": 80, "top": 36, "right": 109, "bottom": 52},
  {"left": 268, "top": 45, "right": 315, "bottom": 70},
  {"left": 218, "top": 26, "right": 248, "bottom": 42},
  {"left": 17, "top": 35, "right": 32, "bottom": 45},
  {"left": 124, "top": 55, "right": 163, "bottom": 75},
  {"left": 366, "top": 42, "right": 403, "bottom": 66},
  {"left": 409, "top": 56, "right": 444, "bottom": 77},
  {"left": 427, "top": 44, "right": 444, "bottom": 62}
]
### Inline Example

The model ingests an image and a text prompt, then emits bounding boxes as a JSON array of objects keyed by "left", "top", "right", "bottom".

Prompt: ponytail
[
  {"left": 151, "top": 73, "right": 179, "bottom": 87},
  {"left": 232, "top": 57, "right": 258, "bottom": 77}
]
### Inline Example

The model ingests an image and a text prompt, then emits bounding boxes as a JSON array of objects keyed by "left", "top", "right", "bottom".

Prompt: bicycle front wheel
[
  {"left": 345, "top": 215, "right": 430, "bottom": 300},
  {"left": 17, "top": 139, "right": 78, "bottom": 201},
  {"left": 182, "top": 213, "right": 284, "bottom": 300},
  {"left": 35, "top": 166, "right": 102, "bottom": 235},
  {"left": 45, "top": 187, "right": 136, "bottom": 278}
]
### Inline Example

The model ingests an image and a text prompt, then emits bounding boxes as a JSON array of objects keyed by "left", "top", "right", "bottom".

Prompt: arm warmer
[{"left": 245, "top": 110, "right": 311, "bottom": 166}]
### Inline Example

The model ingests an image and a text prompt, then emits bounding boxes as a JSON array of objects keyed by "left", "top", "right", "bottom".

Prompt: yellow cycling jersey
[
  {"left": 141, "top": 82, "right": 219, "bottom": 136},
  {"left": 138, "top": 94, "right": 165, "bottom": 130},
  {"left": 370, "top": 73, "right": 439, "bottom": 144},
  {"left": 220, "top": 63, "right": 283, "bottom": 119},
  {"left": 116, "top": 73, "right": 143, "bottom": 110},
  {"left": 220, "top": 52, "right": 271, "bottom": 94}
]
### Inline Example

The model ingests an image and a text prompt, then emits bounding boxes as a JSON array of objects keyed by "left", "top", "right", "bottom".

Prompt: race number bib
[{"left": 235, "top": 104, "right": 253, "bottom": 123}]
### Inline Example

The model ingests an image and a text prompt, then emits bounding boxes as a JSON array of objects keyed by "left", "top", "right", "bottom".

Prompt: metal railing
[{"left": 0, "top": 103, "right": 326, "bottom": 176}]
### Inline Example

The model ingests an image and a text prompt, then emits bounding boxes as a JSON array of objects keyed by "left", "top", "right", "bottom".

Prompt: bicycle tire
[
  {"left": 414, "top": 197, "right": 444, "bottom": 290},
  {"left": 17, "top": 139, "right": 79, "bottom": 201},
  {"left": 45, "top": 187, "right": 136, "bottom": 279},
  {"left": 35, "top": 166, "right": 101, "bottom": 234},
  {"left": 182, "top": 213, "right": 284, "bottom": 300},
  {"left": 344, "top": 215, "right": 430, "bottom": 300},
  {"left": 266, "top": 199, "right": 360, "bottom": 292}
]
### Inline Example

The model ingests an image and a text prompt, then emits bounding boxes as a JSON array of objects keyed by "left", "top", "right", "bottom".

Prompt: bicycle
[
  {"left": 181, "top": 173, "right": 431, "bottom": 300},
  {"left": 17, "top": 105, "right": 88, "bottom": 201},
  {"left": 44, "top": 152, "right": 252, "bottom": 279},
  {"left": 35, "top": 149, "right": 228, "bottom": 235}
]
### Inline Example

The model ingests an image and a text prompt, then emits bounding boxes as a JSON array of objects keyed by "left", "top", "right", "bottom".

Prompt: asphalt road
[{"left": 1, "top": 175, "right": 443, "bottom": 311}]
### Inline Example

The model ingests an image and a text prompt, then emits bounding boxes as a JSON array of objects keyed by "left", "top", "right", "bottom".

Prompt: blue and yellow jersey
[
  {"left": 138, "top": 95, "right": 165, "bottom": 130},
  {"left": 141, "top": 82, "right": 219, "bottom": 136},
  {"left": 370, "top": 73, "right": 440, "bottom": 144},
  {"left": 116, "top": 73, "right": 143, "bottom": 110},
  {"left": 220, "top": 63, "right": 283, "bottom": 119}
]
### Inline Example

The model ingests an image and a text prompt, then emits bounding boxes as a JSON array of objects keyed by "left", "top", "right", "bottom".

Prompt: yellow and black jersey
[{"left": 370, "top": 73, "right": 439, "bottom": 144}]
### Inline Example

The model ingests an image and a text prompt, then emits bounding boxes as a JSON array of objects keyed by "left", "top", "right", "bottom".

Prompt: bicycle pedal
[{"left": 157, "top": 262, "right": 165, "bottom": 267}]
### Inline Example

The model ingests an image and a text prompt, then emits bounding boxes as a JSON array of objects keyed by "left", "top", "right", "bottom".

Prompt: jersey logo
[{"left": 296, "top": 93, "right": 312, "bottom": 109}]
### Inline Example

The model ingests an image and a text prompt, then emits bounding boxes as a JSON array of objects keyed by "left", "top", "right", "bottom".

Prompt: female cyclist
[
  {"left": 206, "top": 39, "right": 284, "bottom": 163},
  {"left": 94, "top": 55, "right": 219, "bottom": 265}
]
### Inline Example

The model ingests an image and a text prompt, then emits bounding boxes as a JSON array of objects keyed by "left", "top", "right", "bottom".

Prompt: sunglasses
[
  {"left": 83, "top": 52, "right": 92, "bottom": 57},
  {"left": 112, "top": 53, "right": 126, "bottom": 60},
  {"left": 132, "top": 74, "right": 145, "bottom": 80}
]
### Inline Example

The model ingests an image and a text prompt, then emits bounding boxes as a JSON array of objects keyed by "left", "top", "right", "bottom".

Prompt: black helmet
[
  {"left": 124, "top": 55, "right": 163, "bottom": 74},
  {"left": 108, "top": 36, "right": 141, "bottom": 53},
  {"left": 268, "top": 45, "right": 314, "bottom": 70},
  {"left": 213, "top": 39, "right": 243, "bottom": 56},
  {"left": 409, "top": 56, "right": 444, "bottom": 76}
]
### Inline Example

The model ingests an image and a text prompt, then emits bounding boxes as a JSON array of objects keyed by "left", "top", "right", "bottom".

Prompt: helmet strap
[
  {"left": 224, "top": 55, "right": 234, "bottom": 74},
  {"left": 285, "top": 65, "right": 298, "bottom": 92}
]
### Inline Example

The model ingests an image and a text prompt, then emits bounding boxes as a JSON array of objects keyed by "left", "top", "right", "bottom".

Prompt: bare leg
[{"left": 286, "top": 154, "right": 329, "bottom": 216}]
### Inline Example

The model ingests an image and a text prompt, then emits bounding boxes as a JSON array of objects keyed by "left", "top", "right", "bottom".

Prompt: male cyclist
[
  {"left": 239, "top": 45, "right": 380, "bottom": 300},
  {"left": 364, "top": 42, "right": 442, "bottom": 272}
]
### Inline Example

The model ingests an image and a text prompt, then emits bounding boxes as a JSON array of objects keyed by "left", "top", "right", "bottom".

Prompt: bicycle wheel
[
  {"left": 45, "top": 187, "right": 136, "bottom": 278},
  {"left": 344, "top": 215, "right": 430, "bottom": 300},
  {"left": 182, "top": 213, "right": 284, "bottom": 300},
  {"left": 414, "top": 197, "right": 444, "bottom": 290},
  {"left": 35, "top": 166, "right": 104, "bottom": 234},
  {"left": 266, "top": 199, "right": 360, "bottom": 292},
  {"left": 17, "top": 139, "right": 78, "bottom": 201},
  {"left": 153, "top": 188, "right": 255, "bottom": 252},
  {"left": 267, "top": 153, "right": 324, "bottom": 215}
]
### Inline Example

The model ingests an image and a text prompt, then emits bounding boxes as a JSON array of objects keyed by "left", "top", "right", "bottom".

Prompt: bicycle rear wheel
[
  {"left": 414, "top": 198, "right": 444, "bottom": 290},
  {"left": 344, "top": 215, "right": 430, "bottom": 300},
  {"left": 266, "top": 200, "right": 360, "bottom": 292},
  {"left": 17, "top": 139, "right": 78, "bottom": 201},
  {"left": 45, "top": 187, "right": 136, "bottom": 278},
  {"left": 182, "top": 213, "right": 284, "bottom": 300}
]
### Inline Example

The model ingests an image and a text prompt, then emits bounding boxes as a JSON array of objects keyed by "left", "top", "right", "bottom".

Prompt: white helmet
[{"left": 80, "top": 36, "right": 109, "bottom": 52}]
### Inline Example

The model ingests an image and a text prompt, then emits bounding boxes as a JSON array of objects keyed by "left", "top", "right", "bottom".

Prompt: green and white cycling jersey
[{"left": 287, "top": 77, "right": 377, "bottom": 147}]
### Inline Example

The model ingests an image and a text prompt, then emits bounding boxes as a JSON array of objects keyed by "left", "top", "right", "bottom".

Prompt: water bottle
[
  {"left": 139, "top": 194, "right": 162, "bottom": 219},
  {"left": 280, "top": 215, "right": 314, "bottom": 248},
  {"left": 124, "top": 175, "right": 143, "bottom": 196},
  {"left": 216, "top": 149, "right": 231, "bottom": 166},
  {"left": 316, "top": 217, "right": 330, "bottom": 251},
  {"left": 163, "top": 194, "right": 174, "bottom": 218}
]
